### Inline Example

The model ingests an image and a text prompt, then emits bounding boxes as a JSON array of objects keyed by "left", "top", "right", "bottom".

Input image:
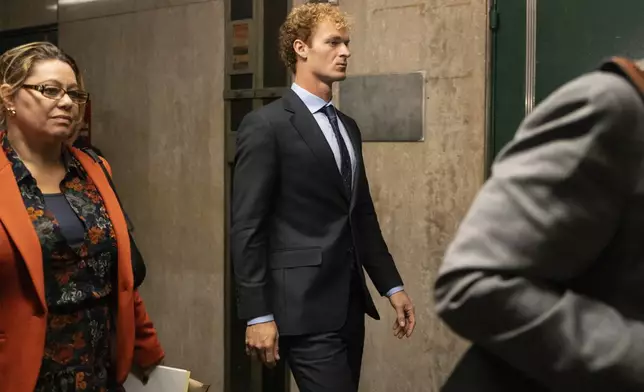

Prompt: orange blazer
[{"left": 0, "top": 147, "right": 164, "bottom": 391}]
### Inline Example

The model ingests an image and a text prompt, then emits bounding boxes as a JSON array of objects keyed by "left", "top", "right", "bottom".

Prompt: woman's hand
[{"left": 131, "top": 358, "right": 164, "bottom": 384}]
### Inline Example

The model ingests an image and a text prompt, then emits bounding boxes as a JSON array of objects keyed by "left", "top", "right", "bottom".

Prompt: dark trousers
[{"left": 280, "top": 272, "right": 366, "bottom": 392}]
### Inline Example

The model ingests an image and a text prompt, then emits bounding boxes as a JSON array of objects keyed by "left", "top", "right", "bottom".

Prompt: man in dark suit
[{"left": 231, "top": 3, "right": 416, "bottom": 391}]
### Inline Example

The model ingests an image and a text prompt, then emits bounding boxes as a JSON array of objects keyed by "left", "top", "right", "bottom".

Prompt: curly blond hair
[
  {"left": 279, "top": 3, "right": 351, "bottom": 73},
  {"left": 0, "top": 42, "right": 85, "bottom": 126}
]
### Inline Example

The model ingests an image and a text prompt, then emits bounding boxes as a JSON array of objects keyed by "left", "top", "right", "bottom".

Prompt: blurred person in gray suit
[{"left": 434, "top": 57, "right": 644, "bottom": 392}]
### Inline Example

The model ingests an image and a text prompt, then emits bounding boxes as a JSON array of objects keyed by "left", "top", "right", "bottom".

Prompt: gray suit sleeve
[{"left": 434, "top": 72, "right": 644, "bottom": 390}]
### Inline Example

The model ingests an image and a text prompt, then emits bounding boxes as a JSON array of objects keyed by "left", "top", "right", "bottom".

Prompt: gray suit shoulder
[
  {"left": 565, "top": 70, "right": 644, "bottom": 115},
  {"left": 522, "top": 70, "right": 644, "bottom": 146}
]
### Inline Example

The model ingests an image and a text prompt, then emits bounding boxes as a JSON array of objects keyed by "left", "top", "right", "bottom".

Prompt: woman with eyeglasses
[{"left": 0, "top": 42, "right": 164, "bottom": 391}]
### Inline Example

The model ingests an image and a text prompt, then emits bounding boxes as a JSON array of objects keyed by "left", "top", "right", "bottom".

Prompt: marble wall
[
  {"left": 57, "top": 0, "right": 226, "bottom": 387},
  {"left": 342, "top": 0, "right": 486, "bottom": 390},
  {"left": 0, "top": 0, "right": 57, "bottom": 31}
]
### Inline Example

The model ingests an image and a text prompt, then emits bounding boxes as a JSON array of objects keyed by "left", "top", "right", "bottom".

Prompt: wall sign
[{"left": 232, "top": 22, "right": 250, "bottom": 72}]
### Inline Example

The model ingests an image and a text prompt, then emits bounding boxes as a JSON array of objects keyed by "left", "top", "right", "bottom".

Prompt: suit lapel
[
  {"left": 284, "top": 89, "right": 349, "bottom": 201},
  {"left": 337, "top": 110, "right": 362, "bottom": 210},
  {"left": 0, "top": 153, "right": 47, "bottom": 311}
]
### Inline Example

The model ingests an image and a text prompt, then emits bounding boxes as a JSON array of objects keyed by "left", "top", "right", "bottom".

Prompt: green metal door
[{"left": 489, "top": 0, "right": 644, "bottom": 163}]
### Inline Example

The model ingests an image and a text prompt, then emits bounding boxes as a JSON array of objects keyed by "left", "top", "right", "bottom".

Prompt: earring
[{"left": 7, "top": 108, "right": 16, "bottom": 117}]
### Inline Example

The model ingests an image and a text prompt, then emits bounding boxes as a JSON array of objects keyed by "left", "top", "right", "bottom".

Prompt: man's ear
[{"left": 293, "top": 39, "right": 309, "bottom": 60}]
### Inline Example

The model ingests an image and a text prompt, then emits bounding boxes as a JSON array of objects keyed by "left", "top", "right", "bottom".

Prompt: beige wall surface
[
  {"left": 343, "top": 1, "right": 487, "bottom": 390},
  {"left": 58, "top": 0, "right": 226, "bottom": 387},
  {"left": 0, "top": 0, "right": 57, "bottom": 31}
]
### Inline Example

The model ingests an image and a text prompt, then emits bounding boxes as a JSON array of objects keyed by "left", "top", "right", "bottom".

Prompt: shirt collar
[
  {"left": 1, "top": 130, "right": 83, "bottom": 184},
  {"left": 291, "top": 83, "right": 333, "bottom": 113}
]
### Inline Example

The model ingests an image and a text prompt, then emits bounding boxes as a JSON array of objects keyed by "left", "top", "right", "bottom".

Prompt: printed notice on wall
[{"left": 232, "top": 23, "right": 250, "bottom": 71}]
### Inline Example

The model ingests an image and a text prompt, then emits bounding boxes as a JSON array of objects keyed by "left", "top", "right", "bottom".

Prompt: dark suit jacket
[{"left": 231, "top": 89, "right": 403, "bottom": 336}]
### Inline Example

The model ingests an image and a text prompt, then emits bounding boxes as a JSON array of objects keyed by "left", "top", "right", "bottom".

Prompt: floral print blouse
[{"left": 1, "top": 131, "right": 121, "bottom": 392}]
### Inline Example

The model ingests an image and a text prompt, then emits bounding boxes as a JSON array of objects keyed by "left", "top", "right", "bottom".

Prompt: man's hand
[
  {"left": 389, "top": 291, "right": 416, "bottom": 339},
  {"left": 245, "top": 321, "right": 280, "bottom": 368}
]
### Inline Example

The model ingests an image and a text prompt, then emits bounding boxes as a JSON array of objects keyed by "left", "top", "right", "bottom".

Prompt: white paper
[{"left": 123, "top": 365, "right": 191, "bottom": 392}]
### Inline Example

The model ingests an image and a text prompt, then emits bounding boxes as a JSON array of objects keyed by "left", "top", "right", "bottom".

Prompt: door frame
[
  {"left": 485, "top": 0, "right": 530, "bottom": 171},
  {"left": 223, "top": 0, "right": 293, "bottom": 391}
]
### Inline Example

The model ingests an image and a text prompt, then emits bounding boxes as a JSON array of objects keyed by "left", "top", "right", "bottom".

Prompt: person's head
[
  {"left": 0, "top": 42, "right": 88, "bottom": 144},
  {"left": 279, "top": 3, "right": 351, "bottom": 84}
]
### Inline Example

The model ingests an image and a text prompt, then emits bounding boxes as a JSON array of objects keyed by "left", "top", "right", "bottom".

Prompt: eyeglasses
[{"left": 22, "top": 84, "right": 90, "bottom": 104}]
